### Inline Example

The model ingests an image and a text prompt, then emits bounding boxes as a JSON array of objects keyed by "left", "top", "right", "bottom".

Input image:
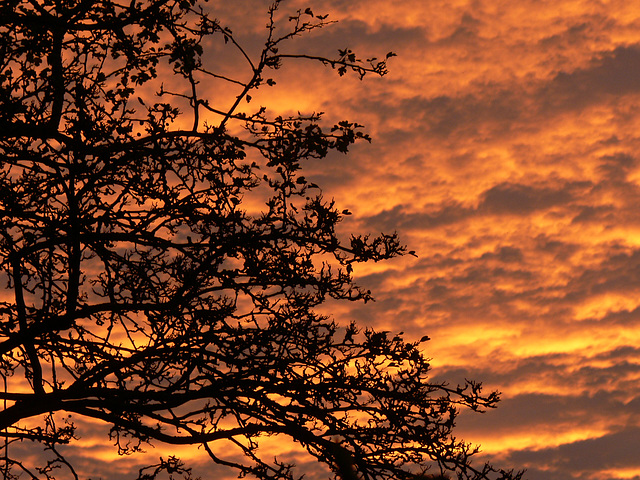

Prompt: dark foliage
[{"left": 0, "top": 1, "right": 523, "bottom": 480}]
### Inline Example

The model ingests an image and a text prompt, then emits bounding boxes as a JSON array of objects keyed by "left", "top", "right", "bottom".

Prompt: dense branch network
[{"left": 0, "top": 1, "right": 522, "bottom": 480}]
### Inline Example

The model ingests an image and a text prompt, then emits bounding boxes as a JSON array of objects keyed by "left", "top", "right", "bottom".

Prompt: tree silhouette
[{"left": 0, "top": 1, "right": 523, "bottom": 480}]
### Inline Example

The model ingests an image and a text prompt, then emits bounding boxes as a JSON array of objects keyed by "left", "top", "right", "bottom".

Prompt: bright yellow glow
[
  {"left": 596, "top": 468, "right": 640, "bottom": 480},
  {"left": 463, "top": 426, "right": 612, "bottom": 454},
  {"left": 574, "top": 293, "right": 640, "bottom": 320}
]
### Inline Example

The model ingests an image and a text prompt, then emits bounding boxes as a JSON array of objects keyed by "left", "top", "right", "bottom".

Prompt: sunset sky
[
  {"left": 17, "top": 1, "right": 640, "bottom": 479},
  {"left": 248, "top": 1, "right": 640, "bottom": 479}
]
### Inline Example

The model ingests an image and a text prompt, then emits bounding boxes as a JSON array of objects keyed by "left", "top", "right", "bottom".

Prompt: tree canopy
[{"left": 0, "top": 1, "right": 523, "bottom": 479}]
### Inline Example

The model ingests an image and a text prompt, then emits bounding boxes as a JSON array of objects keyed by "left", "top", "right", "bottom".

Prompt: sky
[
  {"left": 12, "top": 1, "right": 640, "bottom": 479},
  {"left": 235, "top": 1, "right": 640, "bottom": 479}
]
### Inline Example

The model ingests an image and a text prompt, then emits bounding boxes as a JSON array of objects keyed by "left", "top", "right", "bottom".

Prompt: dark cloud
[
  {"left": 480, "top": 246, "right": 524, "bottom": 263},
  {"left": 571, "top": 204, "right": 617, "bottom": 224},
  {"left": 459, "top": 391, "right": 631, "bottom": 432},
  {"left": 437, "top": 12, "right": 483, "bottom": 44},
  {"left": 543, "top": 46, "right": 640, "bottom": 107},
  {"left": 361, "top": 202, "right": 474, "bottom": 232},
  {"left": 478, "top": 182, "right": 574, "bottom": 214},
  {"left": 532, "top": 235, "right": 580, "bottom": 259},
  {"left": 562, "top": 248, "right": 640, "bottom": 302},
  {"left": 432, "top": 347, "right": 640, "bottom": 403},
  {"left": 451, "top": 264, "right": 533, "bottom": 285},
  {"left": 539, "top": 21, "right": 597, "bottom": 49},
  {"left": 507, "top": 426, "right": 640, "bottom": 477},
  {"left": 393, "top": 91, "right": 522, "bottom": 139},
  {"left": 360, "top": 181, "right": 580, "bottom": 235},
  {"left": 596, "top": 152, "right": 636, "bottom": 181}
]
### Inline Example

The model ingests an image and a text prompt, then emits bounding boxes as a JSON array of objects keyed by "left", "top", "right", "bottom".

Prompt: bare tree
[{"left": 0, "top": 1, "right": 523, "bottom": 480}]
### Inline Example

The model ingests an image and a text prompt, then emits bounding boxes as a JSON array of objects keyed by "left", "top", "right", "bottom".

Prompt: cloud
[
  {"left": 480, "top": 246, "right": 524, "bottom": 263},
  {"left": 358, "top": 181, "right": 580, "bottom": 236},
  {"left": 478, "top": 182, "right": 575, "bottom": 214},
  {"left": 506, "top": 426, "right": 640, "bottom": 479},
  {"left": 542, "top": 46, "right": 640, "bottom": 107}
]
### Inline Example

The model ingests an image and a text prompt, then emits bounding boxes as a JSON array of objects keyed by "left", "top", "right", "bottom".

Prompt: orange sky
[
  {"left": 14, "top": 1, "right": 640, "bottom": 479},
  {"left": 240, "top": 1, "right": 640, "bottom": 479}
]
